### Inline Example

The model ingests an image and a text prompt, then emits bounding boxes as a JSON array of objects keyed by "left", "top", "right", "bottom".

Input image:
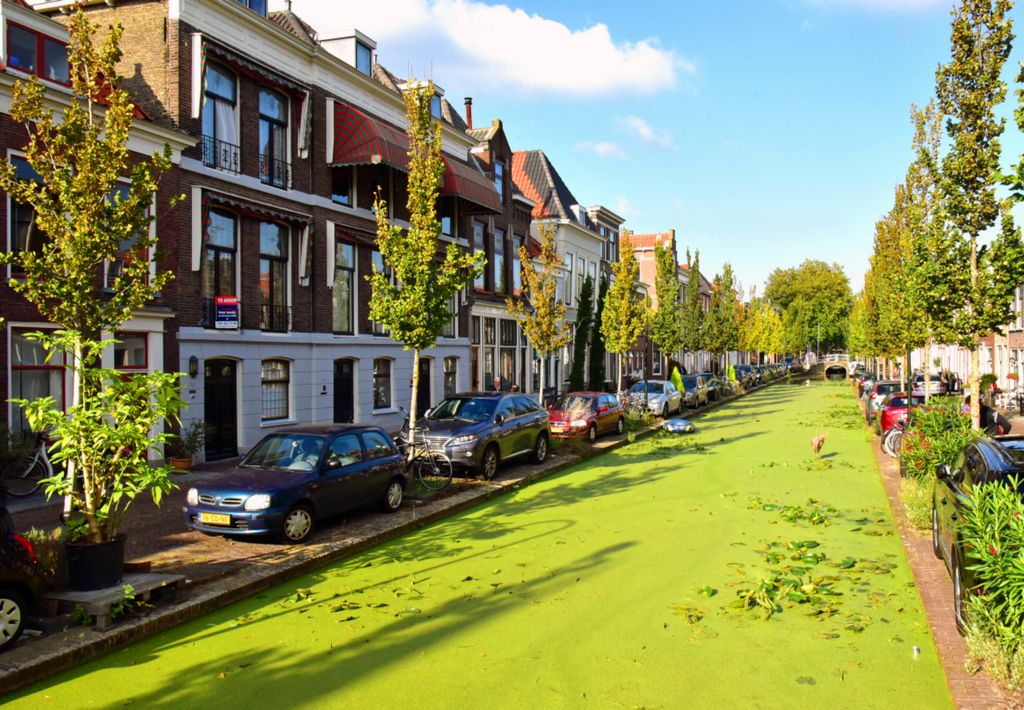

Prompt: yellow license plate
[
  {"left": 551, "top": 426, "right": 566, "bottom": 433},
  {"left": 199, "top": 512, "right": 231, "bottom": 526}
]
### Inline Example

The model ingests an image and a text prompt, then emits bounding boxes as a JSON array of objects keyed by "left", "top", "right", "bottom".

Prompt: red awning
[
  {"left": 441, "top": 155, "right": 501, "bottom": 212},
  {"left": 332, "top": 101, "right": 409, "bottom": 170}
]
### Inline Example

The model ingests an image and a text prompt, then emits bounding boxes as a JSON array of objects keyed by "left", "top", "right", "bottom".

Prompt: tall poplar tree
[
  {"left": 680, "top": 249, "right": 705, "bottom": 370},
  {"left": 934, "top": 0, "right": 1024, "bottom": 430},
  {"left": 703, "top": 264, "right": 740, "bottom": 373},
  {"left": 370, "top": 80, "right": 484, "bottom": 438},
  {"left": 506, "top": 223, "right": 572, "bottom": 405},
  {"left": 568, "top": 275, "right": 594, "bottom": 391},
  {"left": 601, "top": 232, "right": 650, "bottom": 391},
  {"left": 650, "top": 242, "right": 684, "bottom": 374},
  {"left": 588, "top": 275, "right": 609, "bottom": 390}
]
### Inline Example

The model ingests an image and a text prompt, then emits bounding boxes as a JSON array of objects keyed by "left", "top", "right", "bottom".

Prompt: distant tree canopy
[{"left": 764, "top": 260, "right": 852, "bottom": 353}]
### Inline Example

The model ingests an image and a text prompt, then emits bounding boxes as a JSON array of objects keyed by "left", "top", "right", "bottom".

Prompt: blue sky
[{"left": 275, "top": 0, "right": 1024, "bottom": 297}]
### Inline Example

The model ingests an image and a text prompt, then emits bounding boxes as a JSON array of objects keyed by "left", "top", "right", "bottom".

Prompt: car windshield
[
  {"left": 427, "top": 397, "right": 498, "bottom": 423},
  {"left": 887, "top": 396, "right": 907, "bottom": 408},
  {"left": 682, "top": 376, "right": 698, "bottom": 389},
  {"left": 629, "top": 382, "right": 664, "bottom": 394},
  {"left": 551, "top": 395, "right": 595, "bottom": 412},
  {"left": 242, "top": 434, "right": 325, "bottom": 471},
  {"left": 877, "top": 383, "right": 900, "bottom": 395}
]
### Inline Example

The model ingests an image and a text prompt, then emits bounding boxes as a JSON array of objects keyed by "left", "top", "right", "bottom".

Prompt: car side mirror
[
  {"left": 494, "top": 414, "right": 505, "bottom": 425},
  {"left": 936, "top": 463, "right": 951, "bottom": 481}
]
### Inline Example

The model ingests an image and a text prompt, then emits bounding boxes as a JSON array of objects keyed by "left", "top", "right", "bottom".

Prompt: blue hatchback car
[{"left": 183, "top": 424, "right": 407, "bottom": 543}]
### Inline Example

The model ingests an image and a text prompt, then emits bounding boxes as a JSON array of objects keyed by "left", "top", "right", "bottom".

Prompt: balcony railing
[
  {"left": 260, "top": 303, "right": 290, "bottom": 333},
  {"left": 259, "top": 154, "right": 290, "bottom": 189},
  {"left": 201, "top": 135, "right": 240, "bottom": 174},
  {"left": 201, "top": 297, "right": 242, "bottom": 330}
]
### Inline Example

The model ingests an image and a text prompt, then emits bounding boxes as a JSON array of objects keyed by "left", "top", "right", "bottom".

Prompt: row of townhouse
[{"left": 7, "top": 0, "right": 708, "bottom": 462}]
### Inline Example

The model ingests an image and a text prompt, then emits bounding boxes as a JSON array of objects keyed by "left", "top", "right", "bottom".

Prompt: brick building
[{"left": 31, "top": 0, "right": 500, "bottom": 459}]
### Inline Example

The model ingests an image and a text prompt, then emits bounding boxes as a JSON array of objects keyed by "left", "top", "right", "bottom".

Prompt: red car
[
  {"left": 878, "top": 392, "right": 925, "bottom": 434},
  {"left": 547, "top": 392, "right": 625, "bottom": 443}
]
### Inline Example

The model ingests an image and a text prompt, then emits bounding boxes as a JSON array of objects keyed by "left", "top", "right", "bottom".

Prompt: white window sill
[
  {"left": 261, "top": 418, "right": 297, "bottom": 428},
  {"left": 372, "top": 407, "right": 398, "bottom": 415}
]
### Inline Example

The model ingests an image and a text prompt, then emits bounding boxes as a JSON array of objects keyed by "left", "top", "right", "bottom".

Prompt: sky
[{"left": 270, "top": 0, "right": 1024, "bottom": 297}]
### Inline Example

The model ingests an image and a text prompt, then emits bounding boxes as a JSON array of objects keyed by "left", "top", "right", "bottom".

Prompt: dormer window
[
  {"left": 430, "top": 95, "right": 442, "bottom": 119},
  {"left": 494, "top": 162, "right": 504, "bottom": 200},
  {"left": 235, "top": 0, "right": 268, "bottom": 17},
  {"left": 7, "top": 23, "right": 69, "bottom": 84},
  {"left": 355, "top": 41, "right": 372, "bottom": 76}
]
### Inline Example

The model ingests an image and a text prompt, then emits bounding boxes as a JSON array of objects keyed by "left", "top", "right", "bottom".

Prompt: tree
[
  {"left": 507, "top": 223, "right": 572, "bottom": 405},
  {"left": 680, "top": 249, "right": 705, "bottom": 368},
  {"left": 933, "top": 0, "right": 1024, "bottom": 430},
  {"left": 370, "top": 80, "right": 484, "bottom": 438},
  {"left": 649, "top": 242, "right": 684, "bottom": 373},
  {"left": 588, "top": 275, "right": 608, "bottom": 390},
  {"left": 0, "top": 10, "right": 183, "bottom": 543},
  {"left": 568, "top": 275, "right": 594, "bottom": 391},
  {"left": 764, "top": 260, "right": 852, "bottom": 354},
  {"left": 600, "top": 232, "right": 650, "bottom": 390},
  {"left": 703, "top": 264, "right": 740, "bottom": 372}
]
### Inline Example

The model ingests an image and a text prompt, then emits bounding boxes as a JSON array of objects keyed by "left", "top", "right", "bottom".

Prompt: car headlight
[
  {"left": 245, "top": 494, "right": 272, "bottom": 511},
  {"left": 571, "top": 418, "right": 588, "bottom": 428},
  {"left": 448, "top": 434, "right": 477, "bottom": 446},
  {"left": 186, "top": 488, "right": 198, "bottom": 506}
]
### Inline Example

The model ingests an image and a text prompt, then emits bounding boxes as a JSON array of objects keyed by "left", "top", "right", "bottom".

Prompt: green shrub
[
  {"left": 960, "top": 477, "right": 1024, "bottom": 690},
  {"left": 900, "top": 397, "right": 975, "bottom": 480},
  {"left": 898, "top": 478, "right": 931, "bottom": 532}
]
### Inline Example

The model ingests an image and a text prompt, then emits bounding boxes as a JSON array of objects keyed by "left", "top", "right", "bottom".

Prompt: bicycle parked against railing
[
  {"left": 0, "top": 432, "right": 55, "bottom": 497},
  {"left": 396, "top": 416, "right": 453, "bottom": 491}
]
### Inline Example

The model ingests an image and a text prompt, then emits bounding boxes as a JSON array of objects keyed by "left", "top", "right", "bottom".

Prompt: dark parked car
[
  {"left": 548, "top": 392, "right": 624, "bottom": 442},
  {"left": 733, "top": 365, "right": 755, "bottom": 388},
  {"left": 681, "top": 375, "right": 709, "bottom": 408},
  {"left": 1, "top": 495, "right": 42, "bottom": 653},
  {"left": 697, "top": 373, "right": 721, "bottom": 402},
  {"left": 932, "top": 437, "right": 1024, "bottom": 632},
  {"left": 184, "top": 424, "right": 408, "bottom": 543},
  {"left": 415, "top": 392, "right": 549, "bottom": 480}
]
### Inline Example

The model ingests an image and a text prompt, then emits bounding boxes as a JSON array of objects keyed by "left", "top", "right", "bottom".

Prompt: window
[
  {"left": 444, "top": 357, "right": 458, "bottom": 398},
  {"left": 494, "top": 228, "right": 506, "bottom": 295},
  {"left": 471, "top": 317, "right": 481, "bottom": 344},
  {"left": 512, "top": 234, "right": 523, "bottom": 292},
  {"left": 327, "top": 433, "right": 363, "bottom": 469},
  {"left": 114, "top": 333, "right": 147, "bottom": 369},
  {"left": 565, "top": 251, "right": 574, "bottom": 306},
  {"left": 494, "top": 161, "right": 504, "bottom": 200},
  {"left": 588, "top": 262, "right": 598, "bottom": 304},
  {"left": 234, "top": 0, "right": 268, "bottom": 16},
  {"left": 261, "top": 359, "right": 289, "bottom": 420},
  {"left": 438, "top": 198, "right": 454, "bottom": 238},
  {"left": 362, "top": 430, "right": 394, "bottom": 460},
  {"left": 500, "top": 320, "right": 516, "bottom": 388},
  {"left": 356, "top": 41, "right": 373, "bottom": 75},
  {"left": 8, "top": 156, "right": 46, "bottom": 273},
  {"left": 373, "top": 358, "right": 392, "bottom": 409},
  {"left": 473, "top": 221, "right": 486, "bottom": 289},
  {"left": 333, "top": 241, "right": 356, "bottom": 334},
  {"left": 356, "top": 165, "right": 388, "bottom": 211},
  {"left": 11, "top": 330, "right": 63, "bottom": 435},
  {"left": 577, "top": 256, "right": 585, "bottom": 298},
  {"left": 259, "top": 89, "right": 289, "bottom": 188},
  {"left": 259, "top": 222, "right": 289, "bottom": 332},
  {"left": 430, "top": 94, "right": 442, "bottom": 119},
  {"left": 371, "top": 250, "right": 392, "bottom": 335},
  {"left": 7, "top": 24, "right": 68, "bottom": 84},
  {"left": 331, "top": 167, "right": 352, "bottom": 206},
  {"left": 104, "top": 182, "right": 150, "bottom": 289},
  {"left": 202, "top": 210, "right": 237, "bottom": 326},
  {"left": 442, "top": 294, "right": 457, "bottom": 338},
  {"left": 392, "top": 172, "right": 410, "bottom": 222},
  {"left": 201, "top": 63, "right": 239, "bottom": 173}
]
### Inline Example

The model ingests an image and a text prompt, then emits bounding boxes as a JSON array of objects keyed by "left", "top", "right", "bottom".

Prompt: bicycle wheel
[
  {"left": 416, "top": 452, "right": 453, "bottom": 491},
  {"left": 1, "top": 456, "right": 44, "bottom": 497}
]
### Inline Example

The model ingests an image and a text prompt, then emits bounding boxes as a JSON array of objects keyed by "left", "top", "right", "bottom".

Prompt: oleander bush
[{"left": 899, "top": 396, "right": 975, "bottom": 480}]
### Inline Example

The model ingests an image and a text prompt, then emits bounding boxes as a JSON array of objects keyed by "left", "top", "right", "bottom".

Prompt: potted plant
[
  {"left": 166, "top": 420, "right": 210, "bottom": 473},
  {"left": 0, "top": 10, "right": 184, "bottom": 591}
]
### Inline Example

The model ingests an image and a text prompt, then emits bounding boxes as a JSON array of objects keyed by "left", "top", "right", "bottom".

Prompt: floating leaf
[
  {"left": 698, "top": 586, "right": 718, "bottom": 598},
  {"left": 837, "top": 558, "right": 856, "bottom": 570}
]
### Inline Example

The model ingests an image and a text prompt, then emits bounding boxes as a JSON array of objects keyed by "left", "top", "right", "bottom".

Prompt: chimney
[{"left": 464, "top": 97, "right": 473, "bottom": 129}]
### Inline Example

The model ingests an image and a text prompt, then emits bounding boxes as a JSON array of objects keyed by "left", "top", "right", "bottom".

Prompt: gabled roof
[
  {"left": 511, "top": 150, "right": 589, "bottom": 223},
  {"left": 268, "top": 10, "right": 318, "bottom": 46},
  {"left": 373, "top": 64, "right": 468, "bottom": 131},
  {"left": 625, "top": 231, "right": 673, "bottom": 251}
]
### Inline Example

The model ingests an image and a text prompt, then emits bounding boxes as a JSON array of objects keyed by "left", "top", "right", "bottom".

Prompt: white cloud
[
  {"left": 576, "top": 140, "right": 627, "bottom": 159},
  {"left": 274, "top": 0, "right": 691, "bottom": 97},
  {"left": 803, "top": 0, "right": 949, "bottom": 11},
  {"left": 614, "top": 196, "right": 640, "bottom": 219},
  {"left": 617, "top": 115, "right": 674, "bottom": 148}
]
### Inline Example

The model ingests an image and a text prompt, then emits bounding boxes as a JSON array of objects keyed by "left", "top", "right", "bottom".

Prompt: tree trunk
[
  {"left": 923, "top": 340, "right": 931, "bottom": 405},
  {"left": 970, "top": 346, "right": 981, "bottom": 431},
  {"left": 538, "top": 354, "right": 546, "bottom": 408},
  {"left": 409, "top": 348, "right": 420, "bottom": 461}
]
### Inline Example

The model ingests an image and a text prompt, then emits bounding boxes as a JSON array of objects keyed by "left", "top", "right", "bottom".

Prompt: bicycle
[
  {"left": 396, "top": 423, "right": 453, "bottom": 492},
  {"left": 1, "top": 432, "right": 55, "bottom": 497}
]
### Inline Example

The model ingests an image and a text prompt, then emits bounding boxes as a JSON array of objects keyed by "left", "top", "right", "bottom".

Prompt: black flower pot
[{"left": 65, "top": 535, "right": 126, "bottom": 591}]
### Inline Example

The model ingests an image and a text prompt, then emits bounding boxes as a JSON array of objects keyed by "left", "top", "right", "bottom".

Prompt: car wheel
[
  {"left": 931, "top": 507, "right": 943, "bottom": 560},
  {"left": 481, "top": 445, "right": 499, "bottom": 481},
  {"left": 662, "top": 404, "right": 669, "bottom": 419},
  {"left": 0, "top": 588, "right": 27, "bottom": 653},
  {"left": 616, "top": 417, "right": 625, "bottom": 435},
  {"left": 533, "top": 433, "right": 549, "bottom": 464},
  {"left": 381, "top": 477, "right": 404, "bottom": 513},
  {"left": 953, "top": 552, "right": 968, "bottom": 635},
  {"left": 279, "top": 504, "right": 314, "bottom": 543},
  {"left": 587, "top": 424, "right": 597, "bottom": 444}
]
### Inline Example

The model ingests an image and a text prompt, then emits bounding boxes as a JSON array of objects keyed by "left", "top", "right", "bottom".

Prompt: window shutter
[
  {"left": 190, "top": 186, "right": 202, "bottom": 271},
  {"left": 190, "top": 34, "right": 203, "bottom": 120}
]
